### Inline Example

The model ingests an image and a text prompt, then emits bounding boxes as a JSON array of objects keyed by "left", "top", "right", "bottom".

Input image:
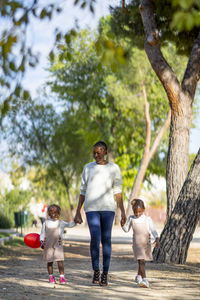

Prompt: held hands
[
  {"left": 120, "top": 212, "right": 127, "bottom": 227},
  {"left": 153, "top": 238, "right": 160, "bottom": 248},
  {"left": 74, "top": 211, "right": 83, "bottom": 224}
]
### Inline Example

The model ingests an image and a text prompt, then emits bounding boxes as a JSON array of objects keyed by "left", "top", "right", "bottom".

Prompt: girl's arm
[
  {"left": 122, "top": 215, "right": 132, "bottom": 232},
  {"left": 61, "top": 220, "right": 76, "bottom": 228},
  {"left": 148, "top": 217, "right": 159, "bottom": 246},
  {"left": 40, "top": 221, "right": 46, "bottom": 241}
]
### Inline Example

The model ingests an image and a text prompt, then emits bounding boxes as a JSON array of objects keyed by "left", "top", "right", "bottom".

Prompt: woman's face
[{"left": 93, "top": 146, "right": 107, "bottom": 164}]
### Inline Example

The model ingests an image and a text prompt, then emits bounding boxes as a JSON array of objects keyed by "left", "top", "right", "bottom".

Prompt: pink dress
[{"left": 123, "top": 214, "right": 159, "bottom": 261}]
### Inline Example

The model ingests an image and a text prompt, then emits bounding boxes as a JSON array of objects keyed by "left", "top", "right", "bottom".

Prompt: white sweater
[
  {"left": 40, "top": 219, "right": 75, "bottom": 241},
  {"left": 80, "top": 161, "right": 123, "bottom": 212}
]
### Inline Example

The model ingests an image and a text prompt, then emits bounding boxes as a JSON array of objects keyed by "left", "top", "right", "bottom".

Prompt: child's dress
[
  {"left": 122, "top": 214, "right": 158, "bottom": 261},
  {"left": 40, "top": 219, "right": 75, "bottom": 262}
]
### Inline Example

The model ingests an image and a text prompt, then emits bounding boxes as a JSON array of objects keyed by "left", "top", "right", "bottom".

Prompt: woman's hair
[
  {"left": 93, "top": 141, "right": 107, "bottom": 151},
  {"left": 48, "top": 204, "right": 61, "bottom": 215},
  {"left": 131, "top": 198, "right": 145, "bottom": 210}
]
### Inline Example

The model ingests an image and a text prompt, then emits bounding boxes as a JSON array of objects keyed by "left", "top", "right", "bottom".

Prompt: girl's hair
[
  {"left": 48, "top": 204, "right": 61, "bottom": 215},
  {"left": 93, "top": 141, "right": 107, "bottom": 151},
  {"left": 131, "top": 198, "right": 145, "bottom": 210}
]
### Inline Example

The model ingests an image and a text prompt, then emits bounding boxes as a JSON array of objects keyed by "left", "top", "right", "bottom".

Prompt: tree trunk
[
  {"left": 153, "top": 148, "right": 200, "bottom": 263},
  {"left": 166, "top": 98, "right": 192, "bottom": 217}
]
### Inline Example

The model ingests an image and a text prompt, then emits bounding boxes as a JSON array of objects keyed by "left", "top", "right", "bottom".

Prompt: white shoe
[
  {"left": 135, "top": 275, "right": 142, "bottom": 284},
  {"left": 140, "top": 278, "right": 149, "bottom": 288}
]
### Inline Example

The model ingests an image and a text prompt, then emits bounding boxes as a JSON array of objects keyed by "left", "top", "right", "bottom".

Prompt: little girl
[
  {"left": 122, "top": 199, "right": 159, "bottom": 288},
  {"left": 40, "top": 204, "right": 76, "bottom": 284}
]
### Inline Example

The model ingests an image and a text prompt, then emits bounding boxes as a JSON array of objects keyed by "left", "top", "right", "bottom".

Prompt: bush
[{"left": 0, "top": 213, "right": 13, "bottom": 229}]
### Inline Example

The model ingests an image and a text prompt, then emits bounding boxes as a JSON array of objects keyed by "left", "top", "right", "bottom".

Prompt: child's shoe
[
  {"left": 140, "top": 278, "right": 149, "bottom": 288},
  {"left": 135, "top": 275, "right": 142, "bottom": 285},
  {"left": 49, "top": 275, "right": 56, "bottom": 284},
  {"left": 59, "top": 276, "right": 66, "bottom": 284}
]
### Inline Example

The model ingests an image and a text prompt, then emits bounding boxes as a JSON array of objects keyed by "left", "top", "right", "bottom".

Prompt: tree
[
  {"left": 0, "top": 0, "right": 98, "bottom": 119},
  {"left": 0, "top": 0, "right": 64, "bottom": 118},
  {"left": 47, "top": 29, "right": 174, "bottom": 197},
  {"left": 4, "top": 98, "right": 93, "bottom": 219},
  {"left": 110, "top": 0, "right": 200, "bottom": 217},
  {"left": 153, "top": 147, "right": 200, "bottom": 263},
  {"left": 138, "top": 0, "right": 200, "bottom": 218},
  {"left": 110, "top": 0, "right": 200, "bottom": 262}
]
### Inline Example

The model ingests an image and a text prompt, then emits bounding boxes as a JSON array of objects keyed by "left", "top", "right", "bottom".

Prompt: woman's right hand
[{"left": 74, "top": 212, "right": 83, "bottom": 224}]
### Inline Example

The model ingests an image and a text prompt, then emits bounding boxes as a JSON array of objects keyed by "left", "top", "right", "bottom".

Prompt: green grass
[
  {"left": 0, "top": 232, "right": 11, "bottom": 238},
  {"left": 4, "top": 237, "right": 24, "bottom": 246}
]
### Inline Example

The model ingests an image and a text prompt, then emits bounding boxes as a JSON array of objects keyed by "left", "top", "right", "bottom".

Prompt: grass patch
[
  {"left": 4, "top": 237, "right": 24, "bottom": 246},
  {"left": 0, "top": 232, "right": 11, "bottom": 238}
]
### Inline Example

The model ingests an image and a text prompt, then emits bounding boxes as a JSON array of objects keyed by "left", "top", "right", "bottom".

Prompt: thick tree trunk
[
  {"left": 153, "top": 148, "right": 200, "bottom": 263},
  {"left": 166, "top": 98, "right": 192, "bottom": 217}
]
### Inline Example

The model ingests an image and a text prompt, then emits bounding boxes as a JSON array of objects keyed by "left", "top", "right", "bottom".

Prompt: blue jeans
[{"left": 86, "top": 211, "right": 115, "bottom": 274}]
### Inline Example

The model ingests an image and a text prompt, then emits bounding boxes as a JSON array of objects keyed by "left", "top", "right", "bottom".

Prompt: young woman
[{"left": 74, "top": 141, "right": 126, "bottom": 286}]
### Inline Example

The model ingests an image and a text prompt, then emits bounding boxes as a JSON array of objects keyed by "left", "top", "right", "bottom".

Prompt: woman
[{"left": 74, "top": 141, "right": 126, "bottom": 286}]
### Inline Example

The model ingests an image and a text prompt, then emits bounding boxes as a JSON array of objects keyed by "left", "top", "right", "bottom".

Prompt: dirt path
[{"left": 0, "top": 226, "right": 200, "bottom": 300}]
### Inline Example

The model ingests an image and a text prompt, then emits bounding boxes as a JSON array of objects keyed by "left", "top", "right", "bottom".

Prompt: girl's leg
[
  {"left": 57, "top": 261, "right": 66, "bottom": 284},
  {"left": 57, "top": 261, "right": 64, "bottom": 275},
  {"left": 47, "top": 262, "right": 53, "bottom": 275},
  {"left": 47, "top": 262, "right": 56, "bottom": 283},
  {"left": 86, "top": 212, "right": 101, "bottom": 271},
  {"left": 100, "top": 211, "right": 115, "bottom": 274},
  {"left": 138, "top": 259, "right": 146, "bottom": 278}
]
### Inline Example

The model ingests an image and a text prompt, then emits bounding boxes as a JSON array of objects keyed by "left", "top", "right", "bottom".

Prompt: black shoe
[
  {"left": 100, "top": 273, "right": 108, "bottom": 286},
  {"left": 92, "top": 270, "right": 100, "bottom": 284}
]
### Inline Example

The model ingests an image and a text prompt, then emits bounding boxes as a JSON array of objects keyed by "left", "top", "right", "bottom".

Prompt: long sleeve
[
  {"left": 60, "top": 220, "right": 76, "bottom": 238},
  {"left": 60, "top": 220, "right": 76, "bottom": 229},
  {"left": 80, "top": 166, "right": 87, "bottom": 196},
  {"left": 40, "top": 221, "right": 46, "bottom": 241},
  {"left": 147, "top": 216, "right": 159, "bottom": 239},
  {"left": 113, "top": 164, "right": 123, "bottom": 195},
  {"left": 122, "top": 215, "right": 133, "bottom": 232}
]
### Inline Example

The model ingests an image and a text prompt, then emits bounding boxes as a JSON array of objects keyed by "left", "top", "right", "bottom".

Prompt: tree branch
[
  {"left": 139, "top": 0, "right": 182, "bottom": 115},
  {"left": 148, "top": 108, "right": 171, "bottom": 163},
  {"left": 182, "top": 31, "right": 200, "bottom": 100}
]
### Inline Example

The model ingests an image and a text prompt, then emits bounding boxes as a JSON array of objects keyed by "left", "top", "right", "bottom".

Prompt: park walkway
[{"left": 0, "top": 225, "right": 199, "bottom": 299}]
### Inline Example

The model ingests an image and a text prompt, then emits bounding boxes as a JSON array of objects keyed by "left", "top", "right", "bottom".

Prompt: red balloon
[{"left": 24, "top": 233, "right": 40, "bottom": 248}]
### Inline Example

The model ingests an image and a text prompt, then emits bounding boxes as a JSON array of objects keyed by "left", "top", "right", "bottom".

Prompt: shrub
[{"left": 0, "top": 213, "right": 13, "bottom": 229}]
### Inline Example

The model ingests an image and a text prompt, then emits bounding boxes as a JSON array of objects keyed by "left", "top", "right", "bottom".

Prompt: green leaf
[
  {"left": 81, "top": 2, "right": 86, "bottom": 9},
  {"left": 64, "top": 34, "right": 71, "bottom": 44},
  {"left": 23, "top": 90, "right": 30, "bottom": 100},
  {"left": 49, "top": 50, "right": 55, "bottom": 61},
  {"left": 56, "top": 33, "right": 62, "bottom": 42},
  {"left": 1, "top": 99, "right": 10, "bottom": 116}
]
